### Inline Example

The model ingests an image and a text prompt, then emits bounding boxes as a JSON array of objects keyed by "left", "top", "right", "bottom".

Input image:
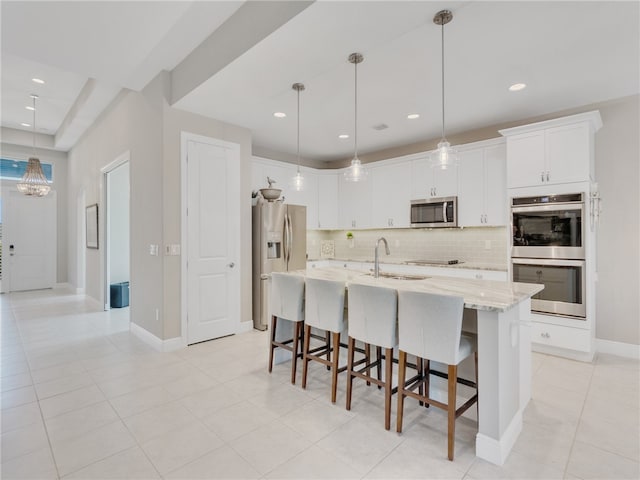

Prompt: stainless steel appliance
[
  {"left": 410, "top": 196, "right": 458, "bottom": 228},
  {"left": 511, "top": 192, "right": 586, "bottom": 318},
  {"left": 512, "top": 258, "right": 586, "bottom": 318},
  {"left": 252, "top": 199, "right": 307, "bottom": 330},
  {"left": 511, "top": 193, "right": 584, "bottom": 259}
]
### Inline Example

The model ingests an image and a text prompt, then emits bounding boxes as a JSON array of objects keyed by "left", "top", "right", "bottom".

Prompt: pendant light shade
[
  {"left": 344, "top": 52, "right": 368, "bottom": 182},
  {"left": 290, "top": 83, "right": 305, "bottom": 191},
  {"left": 17, "top": 94, "right": 51, "bottom": 197},
  {"left": 430, "top": 10, "right": 458, "bottom": 171}
]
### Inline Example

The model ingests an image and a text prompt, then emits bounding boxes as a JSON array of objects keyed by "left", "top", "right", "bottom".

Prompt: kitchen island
[{"left": 295, "top": 267, "right": 543, "bottom": 466}]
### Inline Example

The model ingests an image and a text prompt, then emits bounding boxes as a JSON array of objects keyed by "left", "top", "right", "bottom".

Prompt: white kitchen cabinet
[
  {"left": 458, "top": 142, "right": 507, "bottom": 227},
  {"left": 338, "top": 173, "right": 372, "bottom": 229},
  {"left": 371, "top": 161, "right": 411, "bottom": 228},
  {"left": 501, "top": 111, "right": 602, "bottom": 189},
  {"left": 410, "top": 156, "right": 458, "bottom": 199},
  {"left": 317, "top": 173, "right": 339, "bottom": 229}
]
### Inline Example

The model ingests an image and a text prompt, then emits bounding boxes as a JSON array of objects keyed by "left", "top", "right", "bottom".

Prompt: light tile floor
[{"left": 1, "top": 288, "right": 639, "bottom": 479}]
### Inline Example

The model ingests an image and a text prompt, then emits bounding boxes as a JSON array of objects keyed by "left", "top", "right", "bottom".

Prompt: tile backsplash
[{"left": 307, "top": 227, "right": 508, "bottom": 270}]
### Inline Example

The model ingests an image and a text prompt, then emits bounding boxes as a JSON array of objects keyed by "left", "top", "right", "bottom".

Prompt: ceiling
[{"left": 2, "top": 1, "right": 639, "bottom": 162}]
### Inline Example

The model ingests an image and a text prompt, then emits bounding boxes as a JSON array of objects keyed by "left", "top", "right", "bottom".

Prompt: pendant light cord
[
  {"left": 354, "top": 59, "right": 359, "bottom": 160},
  {"left": 441, "top": 20, "right": 446, "bottom": 141},
  {"left": 296, "top": 86, "right": 301, "bottom": 172},
  {"left": 32, "top": 95, "right": 37, "bottom": 155}
]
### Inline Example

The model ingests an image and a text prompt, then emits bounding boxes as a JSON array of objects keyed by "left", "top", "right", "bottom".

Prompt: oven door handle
[
  {"left": 511, "top": 258, "right": 585, "bottom": 267},
  {"left": 511, "top": 204, "right": 583, "bottom": 214}
]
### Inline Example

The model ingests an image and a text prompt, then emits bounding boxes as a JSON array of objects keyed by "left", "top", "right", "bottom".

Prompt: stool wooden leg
[
  {"left": 384, "top": 347, "right": 393, "bottom": 430},
  {"left": 290, "top": 322, "right": 301, "bottom": 384},
  {"left": 376, "top": 346, "right": 383, "bottom": 390},
  {"left": 268, "top": 315, "right": 277, "bottom": 373},
  {"left": 396, "top": 350, "right": 407, "bottom": 433},
  {"left": 425, "top": 359, "right": 430, "bottom": 408},
  {"left": 346, "top": 336, "right": 355, "bottom": 410},
  {"left": 302, "top": 325, "right": 312, "bottom": 389},
  {"left": 365, "top": 343, "right": 371, "bottom": 386},
  {"left": 447, "top": 364, "right": 458, "bottom": 461},
  {"left": 417, "top": 357, "right": 424, "bottom": 407},
  {"left": 331, "top": 332, "right": 341, "bottom": 403},
  {"left": 326, "top": 331, "right": 331, "bottom": 370}
]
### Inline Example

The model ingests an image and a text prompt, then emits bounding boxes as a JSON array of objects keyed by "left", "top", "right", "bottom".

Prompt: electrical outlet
[
  {"left": 484, "top": 240, "right": 491, "bottom": 250},
  {"left": 149, "top": 244, "right": 159, "bottom": 256}
]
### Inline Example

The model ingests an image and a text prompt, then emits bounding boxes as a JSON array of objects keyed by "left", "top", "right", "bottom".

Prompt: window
[{"left": 0, "top": 158, "right": 53, "bottom": 182}]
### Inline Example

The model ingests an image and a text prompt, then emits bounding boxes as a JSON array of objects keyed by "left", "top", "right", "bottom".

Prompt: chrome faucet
[{"left": 374, "top": 237, "right": 391, "bottom": 278}]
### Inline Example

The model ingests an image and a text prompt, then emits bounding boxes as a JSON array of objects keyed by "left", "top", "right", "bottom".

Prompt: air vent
[{"left": 372, "top": 123, "right": 389, "bottom": 131}]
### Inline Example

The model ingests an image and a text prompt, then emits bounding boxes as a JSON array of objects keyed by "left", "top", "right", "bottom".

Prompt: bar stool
[
  {"left": 396, "top": 291, "right": 478, "bottom": 461},
  {"left": 345, "top": 283, "right": 398, "bottom": 430},
  {"left": 268, "top": 272, "right": 305, "bottom": 384},
  {"left": 301, "top": 277, "right": 347, "bottom": 403}
]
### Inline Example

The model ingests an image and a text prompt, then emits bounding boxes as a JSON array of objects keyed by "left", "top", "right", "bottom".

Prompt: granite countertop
[
  {"left": 296, "top": 267, "right": 542, "bottom": 313},
  {"left": 307, "top": 258, "right": 508, "bottom": 272}
]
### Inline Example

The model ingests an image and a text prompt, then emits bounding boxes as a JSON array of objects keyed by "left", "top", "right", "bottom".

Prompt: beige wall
[
  {"left": 593, "top": 96, "right": 640, "bottom": 345},
  {"left": 0, "top": 142, "right": 68, "bottom": 285},
  {"left": 162, "top": 106, "right": 253, "bottom": 339},
  {"left": 66, "top": 71, "right": 252, "bottom": 341}
]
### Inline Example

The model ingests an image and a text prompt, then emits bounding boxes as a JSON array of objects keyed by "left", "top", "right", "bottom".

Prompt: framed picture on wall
[{"left": 86, "top": 204, "right": 99, "bottom": 249}]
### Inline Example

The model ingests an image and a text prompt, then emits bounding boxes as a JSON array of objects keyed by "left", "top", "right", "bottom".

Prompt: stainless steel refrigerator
[{"left": 252, "top": 199, "right": 307, "bottom": 330}]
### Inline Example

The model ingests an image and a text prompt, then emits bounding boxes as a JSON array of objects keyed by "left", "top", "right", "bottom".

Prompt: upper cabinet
[
  {"left": 410, "top": 156, "right": 458, "bottom": 200},
  {"left": 338, "top": 172, "right": 372, "bottom": 229},
  {"left": 457, "top": 141, "right": 507, "bottom": 227},
  {"left": 371, "top": 161, "right": 412, "bottom": 228},
  {"left": 317, "top": 173, "right": 338, "bottom": 229},
  {"left": 500, "top": 111, "right": 602, "bottom": 189}
]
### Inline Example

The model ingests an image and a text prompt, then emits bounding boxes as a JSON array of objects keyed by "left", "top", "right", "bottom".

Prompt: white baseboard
[
  {"left": 130, "top": 322, "right": 185, "bottom": 352},
  {"left": 75, "top": 287, "right": 85, "bottom": 294},
  {"left": 532, "top": 343, "right": 595, "bottom": 363},
  {"left": 54, "top": 282, "right": 72, "bottom": 291},
  {"left": 596, "top": 339, "right": 640, "bottom": 360},
  {"left": 237, "top": 321, "right": 253, "bottom": 334},
  {"left": 475, "top": 411, "right": 523, "bottom": 466}
]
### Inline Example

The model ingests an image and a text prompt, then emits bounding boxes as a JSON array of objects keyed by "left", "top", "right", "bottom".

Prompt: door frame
[
  {"left": 180, "top": 131, "right": 241, "bottom": 346},
  {"left": 101, "top": 151, "right": 130, "bottom": 311}
]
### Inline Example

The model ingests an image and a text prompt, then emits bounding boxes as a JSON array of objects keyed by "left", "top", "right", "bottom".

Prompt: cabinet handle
[
  {"left": 541, "top": 332, "right": 551, "bottom": 339},
  {"left": 541, "top": 171, "right": 545, "bottom": 182},
  {"left": 546, "top": 171, "right": 550, "bottom": 182},
  {"left": 352, "top": 220, "right": 356, "bottom": 228}
]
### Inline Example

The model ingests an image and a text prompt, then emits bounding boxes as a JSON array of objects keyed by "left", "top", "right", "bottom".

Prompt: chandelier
[{"left": 17, "top": 94, "right": 51, "bottom": 197}]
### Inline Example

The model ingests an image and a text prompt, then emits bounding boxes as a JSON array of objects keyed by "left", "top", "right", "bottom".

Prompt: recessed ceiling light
[
  {"left": 32, "top": 78, "right": 45, "bottom": 84},
  {"left": 26, "top": 106, "right": 35, "bottom": 111},
  {"left": 407, "top": 113, "right": 420, "bottom": 119},
  {"left": 273, "top": 112, "right": 286, "bottom": 118},
  {"left": 509, "top": 83, "right": 527, "bottom": 92},
  {"left": 21, "top": 122, "right": 31, "bottom": 127},
  {"left": 338, "top": 134, "right": 349, "bottom": 139}
]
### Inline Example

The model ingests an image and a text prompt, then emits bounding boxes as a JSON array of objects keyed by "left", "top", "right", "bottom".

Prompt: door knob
[{"left": 227, "top": 262, "right": 235, "bottom": 268}]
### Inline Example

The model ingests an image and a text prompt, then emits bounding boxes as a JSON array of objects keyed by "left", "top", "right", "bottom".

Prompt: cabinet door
[
  {"left": 371, "top": 162, "right": 411, "bottom": 228},
  {"left": 506, "top": 131, "right": 545, "bottom": 188},
  {"left": 431, "top": 165, "right": 458, "bottom": 198},
  {"left": 338, "top": 173, "right": 372, "bottom": 229},
  {"left": 457, "top": 149, "right": 485, "bottom": 227},
  {"left": 545, "top": 123, "right": 590, "bottom": 185},
  {"left": 483, "top": 144, "right": 507, "bottom": 226},
  {"left": 410, "top": 157, "right": 432, "bottom": 199},
  {"left": 317, "top": 173, "right": 338, "bottom": 229},
  {"left": 287, "top": 170, "right": 318, "bottom": 229}
]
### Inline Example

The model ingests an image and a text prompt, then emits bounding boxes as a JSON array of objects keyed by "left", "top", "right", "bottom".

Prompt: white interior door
[
  {"left": 5, "top": 190, "right": 56, "bottom": 291},
  {"left": 186, "top": 137, "right": 240, "bottom": 344}
]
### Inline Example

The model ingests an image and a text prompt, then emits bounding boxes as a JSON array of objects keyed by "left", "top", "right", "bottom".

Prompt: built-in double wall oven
[{"left": 511, "top": 193, "right": 586, "bottom": 318}]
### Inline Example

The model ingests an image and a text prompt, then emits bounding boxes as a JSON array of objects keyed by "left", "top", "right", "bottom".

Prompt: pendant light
[
  {"left": 290, "top": 82, "right": 305, "bottom": 191},
  {"left": 430, "top": 10, "right": 458, "bottom": 171},
  {"left": 344, "top": 52, "right": 367, "bottom": 182},
  {"left": 17, "top": 94, "right": 51, "bottom": 197}
]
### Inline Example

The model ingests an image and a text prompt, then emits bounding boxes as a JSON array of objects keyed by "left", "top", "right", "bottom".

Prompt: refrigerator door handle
[
  {"left": 287, "top": 214, "right": 294, "bottom": 264},
  {"left": 283, "top": 213, "right": 290, "bottom": 263}
]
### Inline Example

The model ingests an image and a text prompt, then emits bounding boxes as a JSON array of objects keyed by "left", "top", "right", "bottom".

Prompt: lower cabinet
[{"left": 531, "top": 318, "right": 592, "bottom": 353}]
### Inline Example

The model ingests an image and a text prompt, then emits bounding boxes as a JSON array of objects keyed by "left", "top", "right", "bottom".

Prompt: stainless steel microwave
[{"left": 410, "top": 196, "right": 458, "bottom": 228}]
